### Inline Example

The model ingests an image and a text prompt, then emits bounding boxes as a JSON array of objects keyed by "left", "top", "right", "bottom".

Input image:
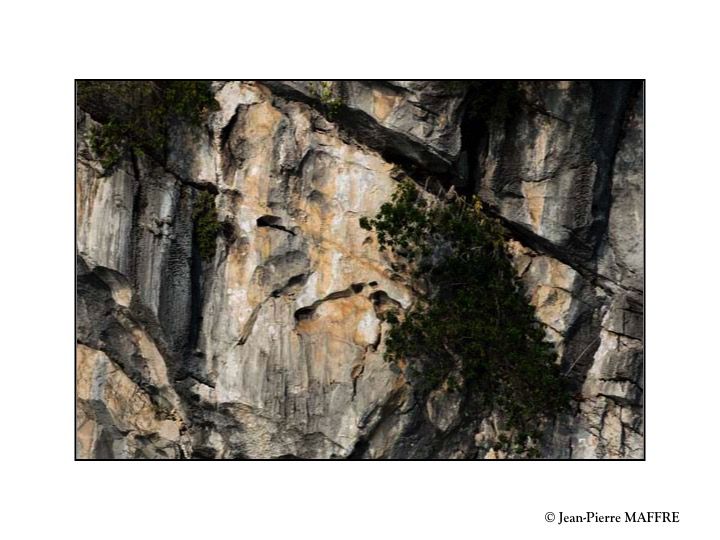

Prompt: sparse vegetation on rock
[
  {"left": 77, "top": 80, "right": 218, "bottom": 170},
  {"left": 308, "top": 81, "right": 343, "bottom": 120},
  {"left": 193, "top": 191, "right": 221, "bottom": 262}
]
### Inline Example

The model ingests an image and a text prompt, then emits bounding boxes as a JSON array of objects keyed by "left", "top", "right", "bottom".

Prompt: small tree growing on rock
[{"left": 360, "top": 180, "right": 569, "bottom": 441}]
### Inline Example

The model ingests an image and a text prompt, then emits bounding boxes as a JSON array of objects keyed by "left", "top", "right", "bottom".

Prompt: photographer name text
[{"left": 544, "top": 511, "right": 679, "bottom": 525}]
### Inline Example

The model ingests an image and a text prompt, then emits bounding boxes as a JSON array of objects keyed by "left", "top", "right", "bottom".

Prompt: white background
[{"left": 0, "top": 1, "right": 717, "bottom": 538}]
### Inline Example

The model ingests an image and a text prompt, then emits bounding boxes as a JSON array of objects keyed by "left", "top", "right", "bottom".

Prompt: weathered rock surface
[
  {"left": 76, "top": 80, "right": 643, "bottom": 459},
  {"left": 263, "top": 81, "right": 466, "bottom": 174}
]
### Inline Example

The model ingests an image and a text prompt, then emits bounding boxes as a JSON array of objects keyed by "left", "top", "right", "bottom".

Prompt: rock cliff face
[{"left": 76, "top": 80, "right": 643, "bottom": 459}]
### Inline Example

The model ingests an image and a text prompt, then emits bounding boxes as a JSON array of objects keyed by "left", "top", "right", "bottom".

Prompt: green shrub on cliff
[
  {"left": 193, "top": 191, "right": 221, "bottom": 262},
  {"left": 77, "top": 80, "right": 218, "bottom": 169},
  {"left": 360, "top": 181, "right": 568, "bottom": 432}
]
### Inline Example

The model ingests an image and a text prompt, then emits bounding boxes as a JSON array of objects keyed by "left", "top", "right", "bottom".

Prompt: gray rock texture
[{"left": 76, "top": 80, "right": 643, "bottom": 459}]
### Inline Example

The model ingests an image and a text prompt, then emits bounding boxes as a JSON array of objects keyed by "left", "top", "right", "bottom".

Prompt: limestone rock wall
[{"left": 76, "top": 80, "right": 643, "bottom": 459}]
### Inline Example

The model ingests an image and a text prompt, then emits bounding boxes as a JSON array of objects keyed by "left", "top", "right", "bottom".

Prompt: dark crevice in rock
[
  {"left": 293, "top": 285, "right": 366, "bottom": 323},
  {"left": 586, "top": 81, "right": 636, "bottom": 261},
  {"left": 293, "top": 306, "right": 315, "bottom": 322},
  {"left": 347, "top": 438, "right": 370, "bottom": 459},
  {"left": 128, "top": 149, "right": 144, "bottom": 286},
  {"left": 256, "top": 214, "right": 296, "bottom": 235},
  {"left": 322, "top": 288, "right": 355, "bottom": 302},
  {"left": 166, "top": 168, "right": 219, "bottom": 195},
  {"left": 597, "top": 393, "right": 640, "bottom": 408},
  {"left": 191, "top": 447, "right": 217, "bottom": 460},
  {"left": 219, "top": 105, "right": 240, "bottom": 151},
  {"left": 456, "top": 87, "right": 490, "bottom": 197},
  {"left": 220, "top": 104, "right": 248, "bottom": 181}
]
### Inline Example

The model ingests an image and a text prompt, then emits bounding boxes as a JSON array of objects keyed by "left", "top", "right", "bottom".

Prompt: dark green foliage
[
  {"left": 77, "top": 80, "right": 219, "bottom": 170},
  {"left": 360, "top": 181, "right": 569, "bottom": 433},
  {"left": 193, "top": 191, "right": 221, "bottom": 261}
]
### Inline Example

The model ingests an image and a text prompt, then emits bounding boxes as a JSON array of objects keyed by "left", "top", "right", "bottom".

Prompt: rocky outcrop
[
  {"left": 76, "top": 257, "right": 190, "bottom": 458},
  {"left": 76, "top": 80, "right": 643, "bottom": 459}
]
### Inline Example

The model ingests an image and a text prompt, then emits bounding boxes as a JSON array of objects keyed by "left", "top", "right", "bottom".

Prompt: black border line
[{"left": 74, "top": 79, "right": 646, "bottom": 461}]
